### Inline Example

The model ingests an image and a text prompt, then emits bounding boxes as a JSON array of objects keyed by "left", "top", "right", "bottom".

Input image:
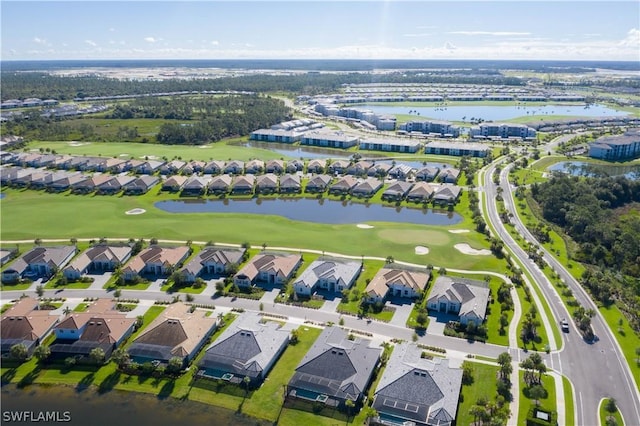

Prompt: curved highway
[{"left": 482, "top": 155, "right": 640, "bottom": 426}]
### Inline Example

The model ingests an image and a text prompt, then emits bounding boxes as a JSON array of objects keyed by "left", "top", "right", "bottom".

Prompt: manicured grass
[
  {"left": 0, "top": 281, "right": 34, "bottom": 291},
  {"left": 514, "top": 283, "right": 550, "bottom": 351},
  {"left": 599, "top": 398, "right": 625, "bottom": 426},
  {"left": 44, "top": 279, "right": 93, "bottom": 290},
  {"left": 517, "top": 371, "right": 557, "bottom": 426},
  {"left": 337, "top": 259, "right": 385, "bottom": 316},
  {"left": 562, "top": 374, "right": 576, "bottom": 426},
  {"left": 125, "top": 305, "right": 165, "bottom": 343},
  {"left": 0, "top": 188, "right": 506, "bottom": 273},
  {"left": 24, "top": 139, "right": 290, "bottom": 162},
  {"left": 456, "top": 362, "right": 500, "bottom": 426},
  {"left": 599, "top": 304, "right": 640, "bottom": 384},
  {"left": 73, "top": 303, "right": 89, "bottom": 312}
]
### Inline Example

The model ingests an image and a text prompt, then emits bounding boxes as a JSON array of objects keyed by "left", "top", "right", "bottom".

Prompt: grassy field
[
  {"left": 517, "top": 371, "right": 558, "bottom": 426},
  {"left": 23, "top": 139, "right": 291, "bottom": 162},
  {"left": 456, "top": 362, "right": 500, "bottom": 426},
  {"left": 563, "top": 375, "right": 576, "bottom": 426},
  {"left": 0, "top": 188, "right": 506, "bottom": 272}
]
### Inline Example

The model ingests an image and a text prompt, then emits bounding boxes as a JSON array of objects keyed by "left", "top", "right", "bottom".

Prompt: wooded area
[{"left": 530, "top": 174, "right": 640, "bottom": 330}]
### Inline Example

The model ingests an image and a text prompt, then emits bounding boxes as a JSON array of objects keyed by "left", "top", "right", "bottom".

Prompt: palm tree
[
  {"left": 10, "top": 343, "right": 29, "bottom": 362},
  {"left": 33, "top": 345, "right": 51, "bottom": 363}
]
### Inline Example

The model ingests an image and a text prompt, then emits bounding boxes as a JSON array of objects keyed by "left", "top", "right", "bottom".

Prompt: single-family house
[
  {"left": 2, "top": 246, "right": 77, "bottom": 283},
  {"left": 1, "top": 297, "right": 60, "bottom": 356},
  {"left": 256, "top": 173, "right": 279, "bottom": 194},
  {"left": 198, "top": 313, "right": 290, "bottom": 386},
  {"left": 11, "top": 169, "right": 45, "bottom": 188},
  {"left": 328, "top": 176, "right": 358, "bottom": 195},
  {"left": 121, "top": 246, "right": 191, "bottom": 281},
  {"left": 159, "top": 160, "right": 186, "bottom": 175},
  {"left": 388, "top": 164, "right": 415, "bottom": 180},
  {"left": 181, "top": 176, "right": 212, "bottom": 196},
  {"left": 328, "top": 159, "right": 351, "bottom": 175},
  {"left": 279, "top": 174, "right": 301, "bottom": 193},
  {"left": 161, "top": 175, "right": 188, "bottom": 192},
  {"left": 351, "top": 177, "right": 383, "bottom": 197},
  {"left": 245, "top": 159, "right": 265, "bottom": 174},
  {"left": 367, "top": 163, "right": 392, "bottom": 177},
  {"left": 48, "top": 298, "right": 136, "bottom": 361},
  {"left": 0, "top": 249, "right": 17, "bottom": 266},
  {"left": 427, "top": 276, "right": 490, "bottom": 326},
  {"left": 382, "top": 181, "right": 414, "bottom": 201},
  {"left": 265, "top": 159, "right": 285, "bottom": 174},
  {"left": 439, "top": 168, "right": 461, "bottom": 184},
  {"left": 52, "top": 155, "right": 74, "bottom": 169},
  {"left": 224, "top": 160, "right": 245, "bottom": 175},
  {"left": 182, "top": 160, "right": 205, "bottom": 175},
  {"left": 305, "top": 174, "right": 332, "bottom": 193},
  {"left": 123, "top": 175, "right": 160, "bottom": 195},
  {"left": 64, "top": 156, "right": 92, "bottom": 171},
  {"left": 231, "top": 175, "right": 255, "bottom": 194},
  {"left": 346, "top": 161, "right": 373, "bottom": 176},
  {"left": 433, "top": 184, "right": 462, "bottom": 204},
  {"left": 132, "top": 160, "right": 165, "bottom": 175},
  {"left": 286, "top": 326, "right": 381, "bottom": 408},
  {"left": 71, "top": 174, "right": 113, "bottom": 194},
  {"left": 371, "top": 342, "right": 463, "bottom": 426},
  {"left": 234, "top": 253, "right": 302, "bottom": 288},
  {"left": 48, "top": 173, "right": 86, "bottom": 192},
  {"left": 285, "top": 159, "right": 304, "bottom": 173},
  {"left": 406, "top": 181, "right": 436, "bottom": 202},
  {"left": 96, "top": 175, "right": 137, "bottom": 195},
  {"left": 208, "top": 174, "right": 233, "bottom": 194},
  {"left": 34, "top": 171, "right": 81, "bottom": 190},
  {"left": 178, "top": 247, "right": 246, "bottom": 283},
  {"left": 293, "top": 259, "right": 362, "bottom": 296},
  {"left": 415, "top": 166, "right": 440, "bottom": 182},
  {"left": 364, "top": 268, "right": 430, "bottom": 304},
  {"left": 97, "top": 158, "right": 127, "bottom": 173},
  {"left": 306, "top": 159, "right": 327, "bottom": 174},
  {"left": 128, "top": 302, "right": 218, "bottom": 367},
  {"left": 204, "top": 160, "right": 226, "bottom": 175},
  {"left": 63, "top": 245, "right": 132, "bottom": 280}
]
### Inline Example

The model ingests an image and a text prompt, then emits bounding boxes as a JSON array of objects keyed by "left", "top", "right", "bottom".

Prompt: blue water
[
  {"left": 359, "top": 104, "right": 628, "bottom": 122},
  {"left": 548, "top": 161, "right": 640, "bottom": 179},
  {"left": 155, "top": 198, "right": 462, "bottom": 226}
]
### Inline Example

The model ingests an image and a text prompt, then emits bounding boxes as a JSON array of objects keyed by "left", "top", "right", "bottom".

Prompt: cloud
[
  {"left": 211, "top": 40, "right": 219, "bottom": 46},
  {"left": 85, "top": 40, "right": 98, "bottom": 47},
  {"left": 109, "top": 27, "right": 116, "bottom": 32},
  {"left": 444, "top": 42, "right": 457, "bottom": 50},
  {"left": 144, "top": 37, "right": 157, "bottom": 43},
  {"left": 33, "top": 37, "right": 48, "bottom": 45},
  {"left": 619, "top": 28, "right": 640, "bottom": 47},
  {"left": 448, "top": 31, "right": 531, "bottom": 36}
]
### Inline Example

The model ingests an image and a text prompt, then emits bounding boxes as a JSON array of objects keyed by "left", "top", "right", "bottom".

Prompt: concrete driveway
[
  {"left": 87, "top": 272, "right": 113, "bottom": 290},
  {"left": 388, "top": 300, "right": 414, "bottom": 327}
]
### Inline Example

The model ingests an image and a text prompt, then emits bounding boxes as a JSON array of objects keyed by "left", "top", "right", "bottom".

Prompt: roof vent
[
  {"left": 89, "top": 322, "right": 95, "bottom": 325},
  {"left": 97, "top": 322, "right": 102, "bottom": 326}
]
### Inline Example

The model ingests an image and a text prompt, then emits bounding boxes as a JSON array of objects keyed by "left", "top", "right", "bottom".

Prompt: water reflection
[
  {"left": 548, "top": 161, "right": 640, "bottom": 179},
  {"left": 155, "top": 197, "right": 462, "bottom": 225}
]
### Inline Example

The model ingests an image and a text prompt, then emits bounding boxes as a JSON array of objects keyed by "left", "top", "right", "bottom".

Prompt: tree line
[
  {"left": 530, "top": 173, "right": 640, "bottom": 330},
  {"left": 1, "top": 71, "right": 525, "bottom": 101}
]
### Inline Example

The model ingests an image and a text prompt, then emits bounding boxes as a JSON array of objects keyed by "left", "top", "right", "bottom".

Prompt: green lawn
[
  {"left": 599, "top": 398, "right": 625, "bottom": 426},
  {"left": 0, "top": 188, "right": 506, "bottom": 273},
  {"left": 563, "top": 375, "right": 576, "bottom": 426},
  {"left": 456, "top": 362, "right": 500, "bottom": 426},
  {"left": 517, "top": 371, "right": 557, "bottom": 426}
]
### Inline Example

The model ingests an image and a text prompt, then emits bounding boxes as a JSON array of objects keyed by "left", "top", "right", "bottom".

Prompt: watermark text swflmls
[{"left": 2, "top": 411, "right": 72, "bottom": 423}]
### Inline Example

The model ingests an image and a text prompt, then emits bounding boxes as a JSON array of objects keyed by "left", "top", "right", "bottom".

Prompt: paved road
[{"left": 483, "top": 156, "right": 640, "bottom": 426}]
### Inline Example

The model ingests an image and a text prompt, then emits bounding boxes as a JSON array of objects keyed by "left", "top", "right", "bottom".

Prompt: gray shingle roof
[
  {"left": 199, "top": 313, "right": 289, "bottom": 379},
  {"left": 289, "top": 327, "right": 380, "bottom": 401},
  {"left": 373, "top": 343, "right": 463, "bottom": 425},
  {"left": 294, "top": 259, "right": 362, "bottom": 291}
]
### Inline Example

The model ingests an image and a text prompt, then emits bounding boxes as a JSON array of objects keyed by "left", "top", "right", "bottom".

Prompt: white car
[{"left": 560, "top": 318, "right": 570, "bottom": 332}]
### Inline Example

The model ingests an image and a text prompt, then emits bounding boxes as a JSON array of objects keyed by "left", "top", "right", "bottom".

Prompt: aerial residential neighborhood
[{"left": 1, "top": 12, "right": 640, "bottom": 424}]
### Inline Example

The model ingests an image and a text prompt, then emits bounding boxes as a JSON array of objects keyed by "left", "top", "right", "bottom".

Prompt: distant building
[
  {"left": 301, "top": 130, "right": 359, "bottom": 149},
  {"left": 470, "top": 123, "right": 536, "bottom": 140},
  {"left": 588, "top": 129, "right": 640, "bottom": 160},
  {"left": 360, "top": 138, "right": 421, "bottom": 153},
  {"left": 424, "top": 141, "right": 491, "bottom": 158},
  {"left": 400, "top": 120, "right": 461, "bottom": 138}
]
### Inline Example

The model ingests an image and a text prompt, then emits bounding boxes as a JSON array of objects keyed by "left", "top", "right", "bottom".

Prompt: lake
[
  {"left": 359, "top": 104, "right": 628, "bottom": 122},
  {"left": 547, "top": 161, "right": 640, "bottom": 179},
  {"left": 1, "top": 385, "right": 268, "bottom": 426},
  {"left": 155, "top": 197, "right": 462, "bottom": 226}
]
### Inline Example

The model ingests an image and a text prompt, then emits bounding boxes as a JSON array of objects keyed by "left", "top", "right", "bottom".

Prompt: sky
[{"left": 1, "top": 1, "right": 639, "bottom": 61}]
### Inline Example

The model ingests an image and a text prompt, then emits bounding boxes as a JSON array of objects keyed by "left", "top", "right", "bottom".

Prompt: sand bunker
[
  {"left": 414, "top": 246, "right": 430, "bottom": 255},
  {"left": 449, "top": 229, "right": 470, "bottom": 234},
  {"left": 454, "top": 243, "right": 491, "bottom": 256},
  {"left": 125, "top": 208, "right": 146, "bottom": 215},
  {"left": 140, "top": 155, "right": 159, "bottom": 160},
  {"left": 68, "top": 141, "right": 90, "bottom": 147},
  {"left": 119, "top": 154, "right": 129, "bottom": 157},
  {"left": 356, "top": 224, "right": 374, "bottom": 229}
]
